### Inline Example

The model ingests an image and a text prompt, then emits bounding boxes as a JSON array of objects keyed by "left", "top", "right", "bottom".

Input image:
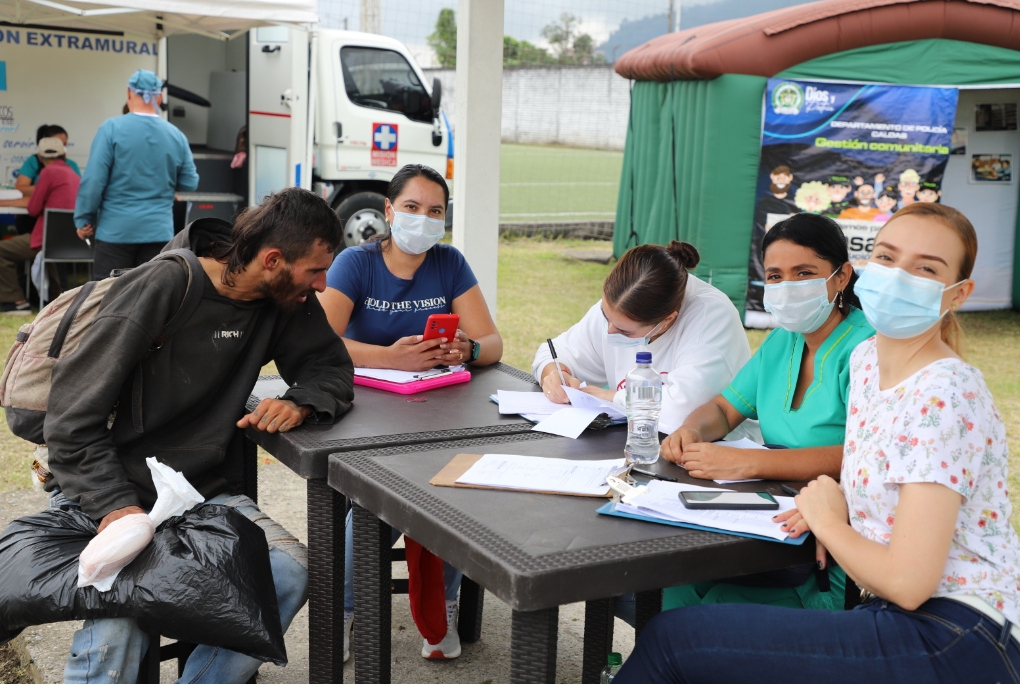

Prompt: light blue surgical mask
[
  {"left": 606, "top": 319, "right": 665, "bottom": 348},
  {"left": 389, "top": 211, "right": 446, "bottom": 255},
  {"left": 763, "top": 268, "right": 839, "bottom": 334},
  {"left": 855, "top": 263, "right": 965, "bottom": 339}
]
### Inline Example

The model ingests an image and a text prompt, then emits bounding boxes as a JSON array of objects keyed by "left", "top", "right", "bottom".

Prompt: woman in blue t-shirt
[
  {"left": 319, "top": 164, "right": 502, "bottom": 369},
  {"left": 319, "top": 164, "right": 503, "bottom": 663}
]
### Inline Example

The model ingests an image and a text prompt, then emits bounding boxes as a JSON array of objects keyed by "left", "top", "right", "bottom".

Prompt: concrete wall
[{"left": 425, "top": 65, "right": 631, "bottom": 150}]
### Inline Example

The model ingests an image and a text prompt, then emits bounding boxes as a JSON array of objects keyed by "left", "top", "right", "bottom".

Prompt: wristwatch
[{"left": 468, "top": 338, "right": 481, "bottom": 363}]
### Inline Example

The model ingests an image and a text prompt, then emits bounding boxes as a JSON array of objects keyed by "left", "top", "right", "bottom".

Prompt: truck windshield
[{"left": 340, "top": 46, "right": 433, "bottom": 123}]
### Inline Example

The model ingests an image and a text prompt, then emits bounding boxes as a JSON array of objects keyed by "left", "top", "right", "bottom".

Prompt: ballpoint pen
[
  {"left": 547, "top": 338, "right": 568, "bottom": 388},
  {"left": 631, "top": 467, "right": 678, "bottom": 482}
]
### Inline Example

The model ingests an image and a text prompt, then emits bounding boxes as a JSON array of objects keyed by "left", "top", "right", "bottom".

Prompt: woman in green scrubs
[{"left": 659, "top": 213, "right": 874, "bottom": 611}]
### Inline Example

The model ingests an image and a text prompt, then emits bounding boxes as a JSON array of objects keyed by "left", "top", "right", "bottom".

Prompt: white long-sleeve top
[{"left": 532, "top": 275, "right": 762, "bottom": 441}]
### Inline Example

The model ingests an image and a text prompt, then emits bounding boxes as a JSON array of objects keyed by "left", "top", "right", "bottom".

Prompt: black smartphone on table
[{"left": 679, "top": 491, "right": 779, "bottom": 510}]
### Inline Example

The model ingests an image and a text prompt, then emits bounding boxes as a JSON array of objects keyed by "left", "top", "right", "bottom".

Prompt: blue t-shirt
[{"left": 326, "top": 241, "right": 479, "bottom": 346}]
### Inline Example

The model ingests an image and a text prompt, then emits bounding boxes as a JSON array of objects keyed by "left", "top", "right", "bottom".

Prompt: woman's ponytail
[{"left": 666, "top": 240, "right": 700, "bottom": 271}]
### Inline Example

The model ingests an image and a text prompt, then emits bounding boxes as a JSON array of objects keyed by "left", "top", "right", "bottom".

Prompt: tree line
[{"left": 428, "top": 9, "right": 607, "bottom": 68}]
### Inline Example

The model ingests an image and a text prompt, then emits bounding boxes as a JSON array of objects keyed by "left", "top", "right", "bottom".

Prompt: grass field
[{"left": 499, "top": 143, "right": 623, "bottom": 223}]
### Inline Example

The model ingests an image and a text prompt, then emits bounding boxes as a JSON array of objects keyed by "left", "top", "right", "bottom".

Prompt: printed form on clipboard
[
  {"left": 601, "top": 480, "right": 804, "bottom": 543},
  {"left": 439, "top": 453, "right": 628, "bottom": 497}
]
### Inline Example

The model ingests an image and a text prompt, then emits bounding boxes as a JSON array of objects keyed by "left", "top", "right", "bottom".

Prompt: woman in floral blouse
[{"left": 616, "top": 202, "right": 1020, "bottom": 683}]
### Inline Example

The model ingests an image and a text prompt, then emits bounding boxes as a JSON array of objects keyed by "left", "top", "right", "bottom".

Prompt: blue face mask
[
  {"left": 855, "top": 263, "right": 965, "bottom": 339},
  {"left": 606, "top": 319, "right": 665, "bottom": 348}
]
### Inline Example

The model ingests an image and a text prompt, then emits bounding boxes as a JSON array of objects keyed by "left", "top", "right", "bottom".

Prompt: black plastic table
[
  {"left": 329, "top": 429, "right": 815, "bottom": 684},
  {"left": 242, "top": 363, "right": 542, "bottom": 682}
]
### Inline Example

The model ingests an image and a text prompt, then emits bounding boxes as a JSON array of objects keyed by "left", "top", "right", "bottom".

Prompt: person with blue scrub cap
[{"left": 74, "top": 69, "right": 199, "bottom": 279}]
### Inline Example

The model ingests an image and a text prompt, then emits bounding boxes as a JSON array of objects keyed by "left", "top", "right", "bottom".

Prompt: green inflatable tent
[{"left": 613, "top": 0, "right": 1020, "bottom": 314}]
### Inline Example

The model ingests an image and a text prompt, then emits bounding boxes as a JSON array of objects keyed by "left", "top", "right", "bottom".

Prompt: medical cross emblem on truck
[{"left": 371, "top": 122, "right": 398, "bottom": 167}]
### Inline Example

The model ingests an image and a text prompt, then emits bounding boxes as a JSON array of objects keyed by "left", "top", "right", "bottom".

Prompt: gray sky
[{"left": 317, "top": 0, "right": 690, "bottom": 66}]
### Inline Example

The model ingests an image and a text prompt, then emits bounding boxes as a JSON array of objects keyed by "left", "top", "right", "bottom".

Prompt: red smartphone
[{"left": 423, "top": 313, "right": 460, "bottom": 341}]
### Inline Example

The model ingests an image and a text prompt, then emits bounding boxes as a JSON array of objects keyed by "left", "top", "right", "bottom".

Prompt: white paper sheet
[
  {"left": 251, "top": 377, "right": 290, "bottom": 401},
  {"left": 532, "top": 407, "right": 604, "bottom": 439},
  {"left": 456, "top": 454, "right": 627, "bottom": 496},
  {"left": 496, "top": 390, "right": 564, "bottom": 415},
  {"left": 619, "top": 481, "right": 795, "bottom": 541},
  {"left": 561, "top": 386, "right": 627, "bottom": 420}
]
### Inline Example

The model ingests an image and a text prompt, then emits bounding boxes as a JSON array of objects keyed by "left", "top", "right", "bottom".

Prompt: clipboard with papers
[
  {"left": 596, "top": 502, "right": 809, "bottom": 546},
  {"left": 430, "top": 453, "right": 629, "bottom": 498},
  {"left": 353, "top": 366, "right": 471, "bottom": 394},
  {"left": 597, "top": 480, "right": 810, "bottom": 545}
]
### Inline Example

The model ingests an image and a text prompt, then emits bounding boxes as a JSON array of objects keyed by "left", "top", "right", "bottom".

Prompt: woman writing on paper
[
  {"left": 657, "top": 213, "right": 874, "bottom": 612},
  {"left": 319, "top": 163, "right": 502, "bottom": 370},
  {"left": 532, "top": 241, "right": 759, "bottom": 441},
  {"left": 318, "top": 164, "right": 502, "bottom": 663},
  {"left": 616, "top": 203, "right": 1020, "bottom": 684}
]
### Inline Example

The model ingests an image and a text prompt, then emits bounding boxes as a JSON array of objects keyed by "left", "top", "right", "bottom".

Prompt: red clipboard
[{"left": 353, "top": 369, "right": 471, "bottom": 395}]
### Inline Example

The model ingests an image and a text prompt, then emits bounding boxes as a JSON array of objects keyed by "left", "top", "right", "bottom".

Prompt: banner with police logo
[{"left": 745, "top": 78, "right": 959, "bottom": 325}]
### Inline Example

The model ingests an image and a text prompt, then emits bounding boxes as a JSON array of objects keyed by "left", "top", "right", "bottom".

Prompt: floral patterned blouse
[{"left": 842, "top": 337, "right": 1020, "bottom": 623}]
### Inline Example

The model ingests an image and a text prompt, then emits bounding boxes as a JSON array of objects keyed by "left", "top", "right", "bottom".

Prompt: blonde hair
[{"left": 881, "top": 203, "right": 978, "bottom": 356}]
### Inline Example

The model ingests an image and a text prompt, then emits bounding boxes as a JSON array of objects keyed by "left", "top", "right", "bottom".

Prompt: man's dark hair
[
  {"left": 209, "top": 187, "right": 342, "bottom": 285},
  {"left": 762, "top": 213, "right": 861, "bottom": 314},
  {"left": 35, "top": 124, "right": 68, "bottom": 143}
]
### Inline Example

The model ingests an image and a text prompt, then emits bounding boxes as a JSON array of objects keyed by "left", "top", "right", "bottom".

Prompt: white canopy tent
[{"left": 0, "top": 0, "right": 316, "bottom": 40}]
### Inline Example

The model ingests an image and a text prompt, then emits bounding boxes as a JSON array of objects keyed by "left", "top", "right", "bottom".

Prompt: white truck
[{"left": 0, "top": 20, "right": 451, "bottom": 249}]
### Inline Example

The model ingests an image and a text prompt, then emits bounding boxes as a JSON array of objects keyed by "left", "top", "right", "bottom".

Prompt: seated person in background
[
  {"left": 45, "top": 188, "right": 354, "bottom": 684},
  {"left": 615, "top": 202, "right": 1020, "bottom": 684},
  {"left": 318, "top": 163, "right": 502, "bottom": 662},
  {"left": 659, "top": 213, "right": 873, "bottom": 612},
  {"left": 533, "top": 240, "right": 759, "bottom": 442},
  {"left": 12, "top": 124, "right": 81, "bottom": 238},
  {"left": 319, "top": 163, "right": 501, "bottom": 370},
  {"left": 0, "top": 136, "right": 80, "bottom": 313},
  {"left": 15, "top": 124, "right": 81, "bottom": 197}
]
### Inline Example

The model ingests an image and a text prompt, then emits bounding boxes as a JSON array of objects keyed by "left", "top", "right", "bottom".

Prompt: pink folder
[{"left": 353, "top": 370, "right": 472, "bottom": 395}]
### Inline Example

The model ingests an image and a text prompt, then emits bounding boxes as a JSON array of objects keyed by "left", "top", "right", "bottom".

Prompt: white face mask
[
  {"left": 763, "top": 268, "right": 839, "bottom": 334},
  {"left": 389, "top": 211, "right": 446, "bottom": 255},
  {"left": 606, "top": 319, "right": 666, "bottom": 348}
]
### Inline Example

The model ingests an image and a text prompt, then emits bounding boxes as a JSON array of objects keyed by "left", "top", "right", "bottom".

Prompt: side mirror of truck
[{"left": 431, "top": 77, "right": 442, "bottom": 113}]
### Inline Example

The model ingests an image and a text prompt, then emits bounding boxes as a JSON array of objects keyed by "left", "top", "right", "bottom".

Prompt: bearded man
[{"left": 44, "top": 187, "right": 354, "bottom": 683}]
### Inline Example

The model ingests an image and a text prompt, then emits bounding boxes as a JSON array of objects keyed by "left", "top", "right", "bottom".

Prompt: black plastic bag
[{"left": 0, "top": 503, "right": 287, "bottom": 665}]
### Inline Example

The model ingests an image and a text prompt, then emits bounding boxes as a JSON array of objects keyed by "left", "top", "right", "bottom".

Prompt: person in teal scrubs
[{"left": 660, "top": 213, "right": 874, "bottom": 611}]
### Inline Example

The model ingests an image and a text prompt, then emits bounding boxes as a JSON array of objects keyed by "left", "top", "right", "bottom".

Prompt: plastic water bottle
[
  {"left": 624, "top": 351, "right": 662, "bottom": 464},
  {"left": 600, "top": 652, "right": 623, "bottom": 683}
]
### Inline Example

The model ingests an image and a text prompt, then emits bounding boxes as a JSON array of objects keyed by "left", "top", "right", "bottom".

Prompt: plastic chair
[{"left": 41, "top": 208, "right": 93, "bottom": 268}]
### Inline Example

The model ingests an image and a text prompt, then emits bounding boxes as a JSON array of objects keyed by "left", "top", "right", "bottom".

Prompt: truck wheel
[{"left": 335, "top": 192, "right": 388, "bottom": 248}]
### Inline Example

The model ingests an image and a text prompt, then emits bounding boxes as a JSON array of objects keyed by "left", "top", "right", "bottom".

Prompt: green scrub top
[
  {"left": 722, "top": 307, "right": 874, "bottom": 448},
  {"left": 18, "top": 154, "right": 81, "bottom": 183}
]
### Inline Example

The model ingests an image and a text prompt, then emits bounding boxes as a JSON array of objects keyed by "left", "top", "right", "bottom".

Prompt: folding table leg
[
  {"left": 634, "top": 589, "right": 663, "bottom": 639},
  {"left": 241, "top": 433, "right": 258, "bottom": 502},
  {"left": 581, "top": 598, "right": 615, "bottom": 683},
  {"left": 458, "top": 576, "right": 484, "bottom": 643},
  {"left": 510, "top": 606, "right": 559, "bottom": 684},
  {"left": 353, "top": 504, "right": 392, "bottom": 684},
  {"left": 138, "top": 633, "right": 161, "bottom": 684},
  {"left": 306, "top": 479, "right": 345, "bottom": 683}
]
